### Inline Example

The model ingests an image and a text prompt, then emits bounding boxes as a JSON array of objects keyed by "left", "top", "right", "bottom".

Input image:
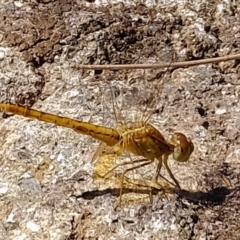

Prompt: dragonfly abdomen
[{"left": 0, "top": 103, "right": 120, "bottom": 146}]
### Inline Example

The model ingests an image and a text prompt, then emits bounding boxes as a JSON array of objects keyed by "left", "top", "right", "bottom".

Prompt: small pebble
[
  {"left": 0, "top": 183, "right": 8, "bottom": 194},
  {"left": 14, "top": 1, "right": 23, "bottom": 7},
  {"left": 0, "top": 50, "right": 5, "bottom": 61},
  {"left": 26, "top": 221, "right": 41, "bottom": 232},
  {"left": 216, "top": 108, "right": 227, "bottom": 115}
]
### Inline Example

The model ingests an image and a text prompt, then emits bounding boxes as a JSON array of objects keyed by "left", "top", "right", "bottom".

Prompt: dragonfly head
[{"left": 169, "top": 132, "right": 194, "bottom": 162}]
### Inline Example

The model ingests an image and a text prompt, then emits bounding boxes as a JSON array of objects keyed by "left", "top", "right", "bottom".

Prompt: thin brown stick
[{"left": 72, "top": 53, "right": 240, "bottom": 70}]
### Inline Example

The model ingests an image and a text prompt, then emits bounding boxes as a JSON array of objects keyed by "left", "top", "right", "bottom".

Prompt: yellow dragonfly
[{"left": 0, "top": 101, "right": 194, "bottom": 202}]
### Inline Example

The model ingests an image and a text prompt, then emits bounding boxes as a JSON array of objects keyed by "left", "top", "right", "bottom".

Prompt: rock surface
[{"left": 0, "top": 1, "right": 240, "bottom": 239}]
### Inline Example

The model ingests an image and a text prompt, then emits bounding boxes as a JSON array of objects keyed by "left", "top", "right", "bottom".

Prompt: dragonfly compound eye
[{"left": 170, "top": 132, "right": 194, "bottom": 162}]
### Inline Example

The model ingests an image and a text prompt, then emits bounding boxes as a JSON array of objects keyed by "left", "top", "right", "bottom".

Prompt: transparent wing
[
  {"left": 93, "top": 143, "right": 124, "bottom": 179},
  {"left": 93, "top": 142, "right": 125, "bottom": 189}
]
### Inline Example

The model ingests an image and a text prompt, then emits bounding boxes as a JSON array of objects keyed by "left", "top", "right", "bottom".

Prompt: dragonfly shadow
[
  {"left": 174, "top": 187, "right": 231, "bottom": 206},
  {"left": 76, "top": 187, "right": 162, "bottom": 200},
  {"left": 75, "top": 186, "right": 231, "bottom": 206}
]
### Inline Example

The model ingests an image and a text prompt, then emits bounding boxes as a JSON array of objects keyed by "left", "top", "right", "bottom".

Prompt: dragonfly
[{"left": 0, "top": 102, "right": 194, "bottom": 202}]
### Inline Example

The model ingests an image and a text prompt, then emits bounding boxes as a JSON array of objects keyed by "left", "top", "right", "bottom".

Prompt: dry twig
[{"left": 73, "top": 53, "right": 240, "bottom": 70}]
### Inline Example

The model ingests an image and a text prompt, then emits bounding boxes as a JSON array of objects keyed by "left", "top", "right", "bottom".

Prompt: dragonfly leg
[
  {"left": 118, "top": 159, "right": 153, "bottom": 205},
  {"left": 155, "top": 154, "right": 176, "bottom": 188},
  {"left": 102, "top": 158, "right": 149, "bottom": 178},
  {"left": 155, "top": 156, "right": 163, "bottom": 187},
  {"left": 163, "top": 154, "right": 181, "bottom": 189}
]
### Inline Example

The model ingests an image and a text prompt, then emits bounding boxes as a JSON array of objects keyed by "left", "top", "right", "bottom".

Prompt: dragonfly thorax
[{"left": 119, "top": 122, "right": 174, "bottom": 161}]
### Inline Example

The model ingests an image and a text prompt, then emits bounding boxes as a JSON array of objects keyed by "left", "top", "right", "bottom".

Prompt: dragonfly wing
[
  {"left": 92, "top": 142, "right": 108, "bottom": 162},
  {"left": 93, "top": 142, "right": 124, "bottom": 186}
]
